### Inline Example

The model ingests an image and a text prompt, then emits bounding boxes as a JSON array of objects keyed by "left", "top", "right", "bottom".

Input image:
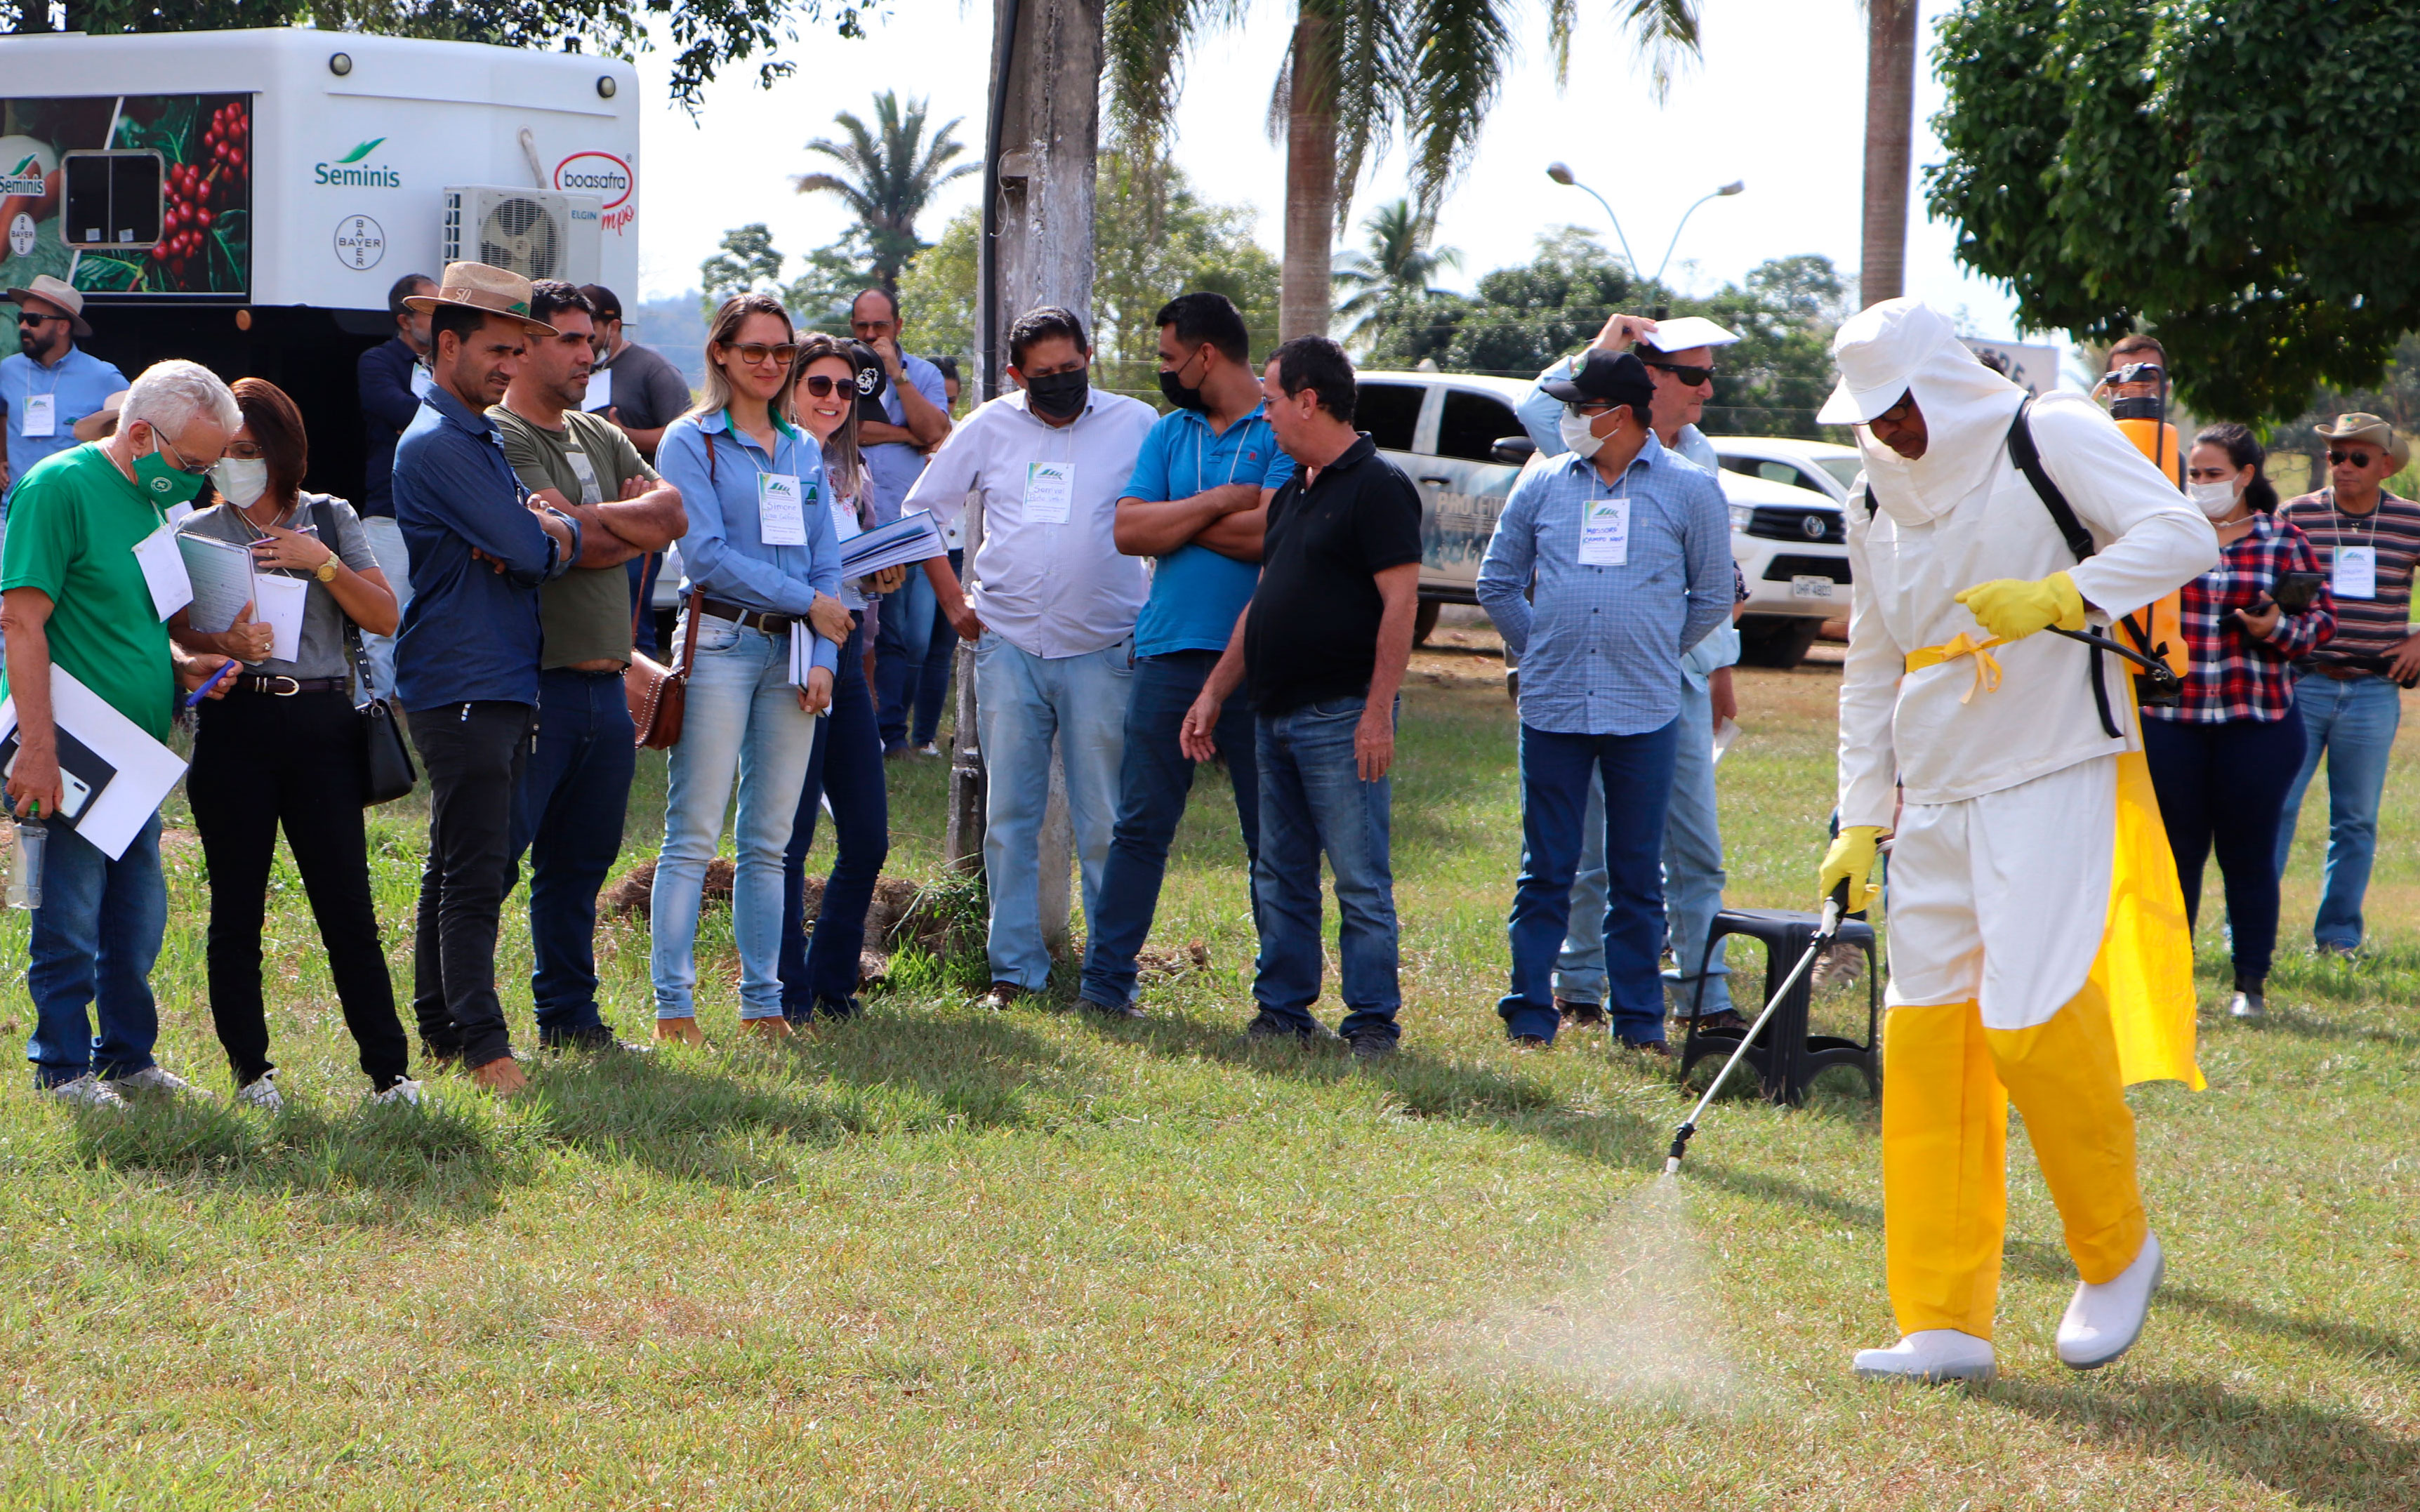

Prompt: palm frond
[
  {"left": 1106, "top": 0, "right": 1250, "bottom": 150},
  {"left": 1621, "top": 0, "right": 1702, "bottom": 104},
  {"left": 1401, "top": 0, "right": 1512, "bottom": 215}
]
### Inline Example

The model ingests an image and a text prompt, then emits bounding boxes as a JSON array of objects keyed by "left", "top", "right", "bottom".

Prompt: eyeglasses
[
  {"left": 1564, "top": 399, "right": 1618, "bottom": 418},
  {"left": 720, "top": 341, "right": 798, "bottom": 369},
  {"left": 153, "top": 432, "right": 215, "bottom": 476},
  {"left": 1641, "top": 359, "right": 1718, "bottom": 387},
  {"left": 2329, "top": 450, "right": 2377, "bottom": 467},
  {"left": 224, "top": 440, "right": 267, "bottom": 460},
  {"left": 800, "top": 373, "right": 851, "bottom": 397},
  {"left": 1870, "top": 393, "right": 1919, "bottom": 426}
]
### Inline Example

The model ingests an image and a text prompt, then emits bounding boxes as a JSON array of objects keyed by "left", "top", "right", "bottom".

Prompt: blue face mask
[{"left": 133, "top": 431, "right": 212, "bottom": 507}]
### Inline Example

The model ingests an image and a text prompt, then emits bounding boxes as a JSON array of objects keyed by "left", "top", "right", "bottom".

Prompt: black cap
[{"left": 1541, "top": 350, "right": 1655, "bottom": 410}]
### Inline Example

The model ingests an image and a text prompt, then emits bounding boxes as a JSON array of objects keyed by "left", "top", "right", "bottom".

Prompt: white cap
[
  {"left": 1818, "top": 298, "right": 1960, "bottom": 425},
  {"left": 1640, "top": 316, "right": 1739, "bottom": 353}
]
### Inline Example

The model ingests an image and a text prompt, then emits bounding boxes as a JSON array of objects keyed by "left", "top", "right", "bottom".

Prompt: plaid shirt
[{"left": 2145, "top": 512, "right": 2334, "bottom": 724}]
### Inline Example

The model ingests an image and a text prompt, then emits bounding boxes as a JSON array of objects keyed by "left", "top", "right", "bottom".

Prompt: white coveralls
[{"left": 1835, "top": 319, "right": 2216, "bottom": 1340}]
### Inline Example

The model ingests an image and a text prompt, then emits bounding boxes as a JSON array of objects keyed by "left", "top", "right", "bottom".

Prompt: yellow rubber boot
[
  {"left": 1882, "top": 1000, "right": 2009, "bottom": 1340},
  {"left": 1985, "top": 979, "right": 2148, "bottom": 1285}
]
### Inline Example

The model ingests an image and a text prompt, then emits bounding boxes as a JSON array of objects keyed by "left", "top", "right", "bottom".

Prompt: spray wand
[{"left": 1665, "top": 880, "right": 1850, "bottom": 1176}]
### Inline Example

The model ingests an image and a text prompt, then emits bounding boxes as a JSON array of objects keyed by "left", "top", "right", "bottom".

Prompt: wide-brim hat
[
  {"left": 4, "top": 273, "right": 91, "bottom": 338},
  {"left": 402, "top": 260, "right": 555, "bottom": 336},
  {"left": 2313, "top": 412, "right": 2411, "bottom": 470},
  {"left": 1818, "top": 297, "right": 1957, "bottom": 425}
]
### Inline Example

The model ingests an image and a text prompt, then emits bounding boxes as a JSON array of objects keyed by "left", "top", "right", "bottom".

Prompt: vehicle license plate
[{"left": 1790, "top": 575, "right": 1837, "bottom": 601}]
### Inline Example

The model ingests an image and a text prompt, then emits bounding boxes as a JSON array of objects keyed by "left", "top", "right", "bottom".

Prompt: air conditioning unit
[{"left": 441, "top": 185, "right": 602, "bottom": 285}]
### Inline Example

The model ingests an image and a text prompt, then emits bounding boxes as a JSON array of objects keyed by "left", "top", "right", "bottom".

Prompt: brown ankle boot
[
  {"left": 470, "top": 1056, "right": 529, "bottom": 1096},
  {"left": 739, "top": 1016, "right": 795, "bottom": 1043},
  {"left": 652, "top": 1017, "right": 706, "bottom": 1047}
]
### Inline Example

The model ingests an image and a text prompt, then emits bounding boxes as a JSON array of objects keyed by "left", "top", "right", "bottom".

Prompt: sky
[{"left": 630, "top": 0, "right": 2029, "bottom": 338}]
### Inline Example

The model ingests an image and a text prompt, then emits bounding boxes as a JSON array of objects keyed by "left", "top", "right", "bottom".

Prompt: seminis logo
[
  {"left": 315, "top": 138, "right": 400, "bottom": 189},
  {"left": 1, "top": 153, "right": 45, "bottom": 198}
]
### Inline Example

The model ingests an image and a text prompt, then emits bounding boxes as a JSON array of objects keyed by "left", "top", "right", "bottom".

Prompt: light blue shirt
[
  {"left": 1125, "top": 403, "right": 1297, "bottom": 656},
  {"left": 656, "top": 408, "right": 842, "bottom": 675},
  {"left": 863, "top": 352, "right": 950, "bottom": 526},
  {"left": 2, "top": 345, "right": 126, "bottom": 510},
  {"left": 1519, "top": 350, "right": 1737, "bottom": 684},
  {"left": 1476, "top": 433, "right": 1732, "bottom": 736}
]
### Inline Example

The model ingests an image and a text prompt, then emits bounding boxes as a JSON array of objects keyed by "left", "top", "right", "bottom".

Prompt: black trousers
[
  {"left": 410, "top": 700, "right": 534, "bottom": 1068},
  {"left": 185, "top": 688, "right": 410, "bottom": 1091}
]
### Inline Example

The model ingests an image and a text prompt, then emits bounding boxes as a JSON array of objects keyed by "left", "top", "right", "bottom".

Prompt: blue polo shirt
[
  {"left": 1, "top": 345, "right": 126, "bottom": 511},
  {"left": 863, "top": 352, "right": 949, "bottom": 526},
  {"left": 1126, "top": 404, "right": 1296, "bottom": 656}
]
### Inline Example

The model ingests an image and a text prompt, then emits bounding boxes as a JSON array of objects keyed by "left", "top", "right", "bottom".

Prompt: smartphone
[
  {"left": 2272, "top": 571, "right": 2322, "bottom": 613},
  {"left": 1, "top": 751, "right": 91, "bottom": 820}
]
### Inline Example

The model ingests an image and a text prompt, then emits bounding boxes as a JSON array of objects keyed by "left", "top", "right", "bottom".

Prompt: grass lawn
[{"left": 1, "top": 623, "right": 2416, "bottom": 1508}]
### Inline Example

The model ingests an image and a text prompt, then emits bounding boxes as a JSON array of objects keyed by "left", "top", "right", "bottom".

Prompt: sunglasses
[
  {"left": 1564, "top": 399, "right": 1619, "bottom": 418},
  {"left": 720, "top": 341, "right": 798, "bottom": 368},
  {"left": 1641, "top": 359, "right": 1718, "bottom": 387},
  {"left": 1870, "top": 394, "right": 1919, "bottom": 426},
  {"left": 16, "top": 311, "right": 60, "bottom": 327},
  {"left": 800, "top": 373, "right": 854, "bottom": 398},
  {"left": 2329, "top": 450, "right": 2378, "bottom": 467}
]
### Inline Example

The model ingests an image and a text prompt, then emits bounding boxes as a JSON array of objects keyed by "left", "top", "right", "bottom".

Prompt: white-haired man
[
  {"left": 1818, "top": 298, "right": 2215, "bottom": 1383},
  {"left": 1, "top": 359, "right": 241, "bottom": 1107}
]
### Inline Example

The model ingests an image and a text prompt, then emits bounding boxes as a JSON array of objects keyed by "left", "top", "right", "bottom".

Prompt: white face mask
[
  {"left": 210, "top": 457, "right": 270, "bottom": 510},
  {"left": 2188, "top": 478, "right": 2241, "bottom": 518},
  {"left": 1559, "top": 407, "right": 1606, "bottom": 460}
]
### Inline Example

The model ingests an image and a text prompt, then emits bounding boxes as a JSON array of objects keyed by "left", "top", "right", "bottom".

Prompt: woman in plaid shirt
[{"left": 2142, "top": 424, "right": 2334, "bottom": 1021}]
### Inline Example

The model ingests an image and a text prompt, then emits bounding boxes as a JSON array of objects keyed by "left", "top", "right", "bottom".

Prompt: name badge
[
  {"left": 132, "top": 519, "right": 194, "bottom": 621},
  {"left": 565, "top": 447, "right": 603, "bottom": 505},
  {"left": 409, "top": 365, "right": 434, "bottom": 401},
  {"left": 1578, "top": 497, "right": 1630, "bottom": 566},
  {"left": 1024, "top": 460, "right": 1075, "bottom": 524},
  {"left": 758, "top": 471, "right": 807, "bottom": 545},
  {"left": 2334, "top": 543, "right": 2378, "bottom": 600},
  {"left": 21, "top": 392, "right": 56, "bottom": 438},
  {"left": 828, "top": 495, "right": 863, "bottom": 543}
]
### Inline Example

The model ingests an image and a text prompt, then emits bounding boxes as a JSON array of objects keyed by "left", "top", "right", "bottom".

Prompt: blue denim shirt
[
  {"left": 2, "top": 345, "right": 126, "bottom": 513},
  {"left": 392, "top": 383, "right": 579, "bottom": 712},
  {"left": 1476, "top": 434, "right": 1732, "bottom": 736},
  {"left": 861, "top": 352, "right": 949, "bottom": 526},
  {"left": 656, "top": 408, "right": 841, "bottom": 676}
]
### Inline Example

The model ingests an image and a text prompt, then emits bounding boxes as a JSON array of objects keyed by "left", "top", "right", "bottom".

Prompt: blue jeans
[
  {"left": 2275, "top": 670, "right": 2401, "bottom": 949},
  {"left": 652, "top": 615, "right": 819, "bottom": 1019},
  {"left": 2144, "top": 712, "right": 2304, "bottom": 983},
  {"left": 1505, "top": 721, "right": 1679, "bottom": 1045},
  {"left": 909, "top": 550, "right": 964, "bottom": 746},
  {"left": 1555, "top": 676, "right": 1731, "bottom": 1016},
  {"left": 26, "top": 811, "right": 166, "bottom": 1087},
  {"left": 874, "top": 568, "right": 939, "bottom": 750},
  {"left": 781, "top": 620, "right": 890, "bottom": 1014},
  {"left": 1078, "top": 650, "right": 1261, "bottom": 1009},
  {"left": 974, "top": 632, "right": 1134, "bottom": 989},
  {"left": 508, "top": 668, "right": 635, "bottom": 1042},
  {"left": 1252, "top": 695, "right": 1401, "bottom": 1043}
]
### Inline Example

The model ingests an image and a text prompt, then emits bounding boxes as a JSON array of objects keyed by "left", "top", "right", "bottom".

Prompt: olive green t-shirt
[
  {"left": 490, "top": 406, "right": 658, "bottom": 668},
  {"left": 0, "top": 443, "right": 175, "bottom": 740}
]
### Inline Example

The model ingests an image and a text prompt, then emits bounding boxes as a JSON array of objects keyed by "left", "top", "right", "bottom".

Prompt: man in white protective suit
[{"left": 1816, "top": 299, "right": 2217, "bottom": 1384}]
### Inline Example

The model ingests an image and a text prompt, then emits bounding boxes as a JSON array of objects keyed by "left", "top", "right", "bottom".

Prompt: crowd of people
[{"left": 0, "top": 264, "right": 2408, "bottom": 1133}]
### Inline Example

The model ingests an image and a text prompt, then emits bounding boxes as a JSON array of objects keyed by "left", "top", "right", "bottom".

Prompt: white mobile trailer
[{"left": 0, "top": 27, "right": 640, "bottom": 497}]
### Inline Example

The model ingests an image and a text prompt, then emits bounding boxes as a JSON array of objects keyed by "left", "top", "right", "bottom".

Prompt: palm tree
[
  {"left": 793, "top": 91, "right": 980, "bottom": 298},
  {"left": 1106, "top": 0, "right": 1702, "bottom": 339},
  {"left": 1860, "top": 0, "right": 1917, "bottom": 307},
  {"left": 1332, "top": 198, "right": 1460, "bottom": 345}
]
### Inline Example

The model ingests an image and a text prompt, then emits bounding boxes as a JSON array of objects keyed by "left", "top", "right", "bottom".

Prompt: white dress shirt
[{"left": 904, "top": 386, "right": 1158, "bottom": 658}]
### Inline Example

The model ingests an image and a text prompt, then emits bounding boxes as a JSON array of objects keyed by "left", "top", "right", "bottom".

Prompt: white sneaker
[
  {"left": 235, "top": 1073, "right": 284, "bottom": 1113},
  {"left": 46, "top": 1074, "right": 126, "bottom": 1110},
  {"left": 369, "top": 1078, "right": 424, "bottom": 1108},
  {"left": 1852, "top": 1329, "right": 1997, "bottom": 1384},
  {"left": 2058, "top": 1231, "right": 2164, "bottom": 1370},
  {"left": 107, "top": 1066, "right": 212, "bottom": 1101},
  {"left": 915, "top": 743, "right": 941, "bottom": 757},
  {"left": 2230, "top": 990, "right": 2265, "bottom": 1021}
]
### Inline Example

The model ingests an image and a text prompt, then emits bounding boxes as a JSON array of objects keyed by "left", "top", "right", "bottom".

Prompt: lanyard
[
  {"left": 722, "top": 406, "right": 793, "bottom": 481},
  {"left": 2327, "top": 487, "right": 2384, "bottom": 561},
  {"left": 1194, "top": 413, "right": 1253, "bottom": 497}
]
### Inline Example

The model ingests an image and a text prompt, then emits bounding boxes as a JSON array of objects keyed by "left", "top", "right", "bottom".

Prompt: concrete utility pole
[
  {"left": 952, "top": 0, "right": 1104, "bottom": 953},
  {"left": 1859, "top": 0, "right": 1919, "bottom": 309}
]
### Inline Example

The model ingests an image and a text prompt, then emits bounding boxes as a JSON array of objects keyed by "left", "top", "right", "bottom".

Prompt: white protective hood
[{"left": 1821, "top": 298, "right": 2025, "bottom": 526}]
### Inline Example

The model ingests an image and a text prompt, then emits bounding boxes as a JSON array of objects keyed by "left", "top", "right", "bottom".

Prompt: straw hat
[
  {"left": 4, "top": 274, "right": 91, "bottom": 338},
  {"left": 402, "top": 261, "right": 555, "bottom": 336},
  {"left": 2312, "top": 413, "right": 2411, "bottom": 470}
]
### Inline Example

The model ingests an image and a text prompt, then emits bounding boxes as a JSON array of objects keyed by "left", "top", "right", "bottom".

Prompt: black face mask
[
  {"left": 1158, "top": 350, "right": 1210, "bottom": 413},
  {"left": 1024, "top": 366, "right": 1090, "bottom": 420}
]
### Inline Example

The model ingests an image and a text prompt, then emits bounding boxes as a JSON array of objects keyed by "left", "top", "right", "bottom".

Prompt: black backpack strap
[{"left": 2005, "top": 399, "right": 2123, "bottom": 738}]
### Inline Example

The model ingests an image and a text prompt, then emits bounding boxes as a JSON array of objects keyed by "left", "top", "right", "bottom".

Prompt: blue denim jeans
[
  {"left": 26, "top": 810, "right": 166, "bottom": 1087},
  {"left": 909, "top": 550, "right": 965, "bottom": 746},
  {"left": 2143, "top": 712, "right": 2304, "bottom": 983},
  {"left": 1506, "top": 720, "right": 1679, "bottom": 1045},
  {"left": 874, "top": 568, "right": 939, "bottom": 750},
  {"left": 1252, "top": 695, "right": 1401, "bottom": 1043},
  {"left": 1554, "top": 675, "right": 1731, "bottom": 1016},
  {"left": 652, "top": 615, "right": 819, "bottom": 1019},
  {"left": 509, "top": 668, "right": 635, "bottom": 1042},
  {"left": 974, "top": 632, "right": 1134, "bottom": 990},
  {"left": 2275, "top": 670, "right": 2402, "bottom": 949},
  {"left": 1078, "top": 650, "right": 1261, "bottom": 1009},
  {"left": 781, "top": 619, "right": 890, "bottom": 1014}
]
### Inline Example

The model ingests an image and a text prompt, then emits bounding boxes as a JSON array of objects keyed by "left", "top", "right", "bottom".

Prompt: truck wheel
[
  {"left": 1413, "top": 598, "right": 1442, "bottom": 646},
  {"left": 1738, "top": 616, "right": 1821, "bottom": 669}
]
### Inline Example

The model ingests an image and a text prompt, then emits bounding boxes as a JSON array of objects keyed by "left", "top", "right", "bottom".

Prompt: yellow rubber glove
[
  {"left": 1818, "top": 825, "right": 1886, "bottom": 913},
  {"left": 1953, "top": 571, "right": 2086, "bottom": 642}
]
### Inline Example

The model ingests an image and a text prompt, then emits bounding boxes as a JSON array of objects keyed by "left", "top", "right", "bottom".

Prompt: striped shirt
[
  {"left": 2277, "top": 489, "right": 2420, "bottom": 667},
  {"left": 2143, "top": 512, "right": 2334, "bottom": 724}
]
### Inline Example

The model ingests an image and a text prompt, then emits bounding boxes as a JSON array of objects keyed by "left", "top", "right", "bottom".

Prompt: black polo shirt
[{"left": 1245, "top": 433, "right": 1424, "bottom": 715}]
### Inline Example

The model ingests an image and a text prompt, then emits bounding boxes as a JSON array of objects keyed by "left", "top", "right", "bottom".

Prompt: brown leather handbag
[{"left": 627, "top": 581, "right": 702, "bottom": 750}]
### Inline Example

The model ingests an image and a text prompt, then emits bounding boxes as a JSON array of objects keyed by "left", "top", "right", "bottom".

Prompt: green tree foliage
[
  {"left": 1929, "top": 0, "right": 2420, "bottom": 423},
  {"left": 792, "top": 92, "right": 978, "bottom": 298},
  {"left": 897, "top": 208, "right": 979, "bottom": 364},
  {"left": 699, "top": 223, "right": 786, "bottom": 314},
  {"left": 1332, "top": 199, "right": 1461, "bottom": 347},
  {"left": 1090, "top": 142, "right": 1282, "bottom": 403}
]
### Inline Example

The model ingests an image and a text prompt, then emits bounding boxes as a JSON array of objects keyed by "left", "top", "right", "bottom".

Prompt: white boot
[
  {"left": 2058, "top": 1231, "right": 2163, "bottom": 1370},
  {"left": 1852, "top": 1329, "right": 1996, "bottom": 1384}
]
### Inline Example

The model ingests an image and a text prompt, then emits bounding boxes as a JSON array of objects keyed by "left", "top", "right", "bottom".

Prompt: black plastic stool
[{"left": 1681, "top": 908, "right": 1880, "bottom": 1106}]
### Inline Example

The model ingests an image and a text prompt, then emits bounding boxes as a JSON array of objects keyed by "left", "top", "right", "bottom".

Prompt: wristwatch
[{"left": 315, "top": 559, "right": 339, "bottom": 584}]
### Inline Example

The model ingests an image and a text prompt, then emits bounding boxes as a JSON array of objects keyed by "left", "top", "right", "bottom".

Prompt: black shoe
[
  {"left": 1345, "top": 1030, "right": 1399, "bottom": 1063},
  {"left": 545, "top": 1024, "right": 651, "bottom": 1054},
  {"left": 1556, "top": 1000, "right": 1608, "bottom": 1028},
  {"left": 814, "top": 996, "right": 864, "bottom": 1021},
  {"left": 1685, "top": 1009, "right": 1750, "bottom": 1035},
  {"left": 1245, "top": 1013, "right": 1317, "bottom": 1044},
  {"left": 1619, "top": 1037, "right": 1671, "bottom": 1059},
  {"left": 980, "top": 981, "right": 1029, "bottom": 1011},
  {"left": 1511, "top": 1033, "right": 1552, "bottom": 1052},
  {"left": 1078, "top": 995, "right": 1146, "bottom": 1021}
]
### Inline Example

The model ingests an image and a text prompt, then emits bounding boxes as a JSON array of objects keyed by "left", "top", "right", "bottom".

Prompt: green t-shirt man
[
  {"left": 489, "top": 406, "right": 658, "bottom": 668},
  {"left": 0, "top": 443, "right": 176, "bottom": 741}
]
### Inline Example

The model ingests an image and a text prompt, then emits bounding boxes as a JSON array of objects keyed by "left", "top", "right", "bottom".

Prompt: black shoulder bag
[{"left": 313, "top": 498, "right": 418, "bottom": 805}]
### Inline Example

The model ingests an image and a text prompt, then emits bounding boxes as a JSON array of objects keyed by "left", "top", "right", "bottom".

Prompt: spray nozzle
[{"left": 1665, "top": 1120, "right": 1697, "bottom": 1176}]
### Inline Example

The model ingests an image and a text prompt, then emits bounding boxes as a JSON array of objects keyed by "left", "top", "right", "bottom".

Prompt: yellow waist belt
[{"left": 1905, "top": 631, "right": 2008, "bottom": 702}]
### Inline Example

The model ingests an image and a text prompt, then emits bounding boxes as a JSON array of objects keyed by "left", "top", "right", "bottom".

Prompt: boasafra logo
[
  {"left": 315, "top": 138, "right": 399, "bottom": 188},
  {"left": 553, "top": 152, "right": 632, "bottom": 209}
]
